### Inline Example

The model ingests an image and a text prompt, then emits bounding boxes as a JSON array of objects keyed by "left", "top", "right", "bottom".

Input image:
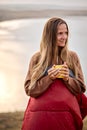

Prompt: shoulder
[
  {"left": 31, "top": 52, "right": 40, "bottom": 60},
  {"left": 30, "top": 52, "right": 40, "bottom": 65},
  {"left": 68, "top": 50, "right": 79, "bottom": 60}
]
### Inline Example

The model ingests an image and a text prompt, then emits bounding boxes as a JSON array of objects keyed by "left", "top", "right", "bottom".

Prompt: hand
[
  {"left": 61, "top": 62, "right": 69, "bottom": 81},
  {"left": 47, "top": 65, "right": 61, "bottom": 80}
]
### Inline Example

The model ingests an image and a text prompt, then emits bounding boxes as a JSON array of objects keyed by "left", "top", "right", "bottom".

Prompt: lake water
[{"left": 0, "top": 16, "right": 87, "bottom": 112}]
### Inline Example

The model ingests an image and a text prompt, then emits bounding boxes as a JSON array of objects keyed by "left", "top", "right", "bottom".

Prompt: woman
[{"left": 22, "top": 17, "right": 86, "bottom": 130}]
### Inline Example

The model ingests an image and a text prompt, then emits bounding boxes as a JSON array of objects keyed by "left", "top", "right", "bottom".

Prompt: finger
[
  {"left": 48, "top": 67, "right": 60, "bottom": 75},
  {"left": 64, "top": 62, "right": 66, "bottom": 65},
  {"left": 50, "top": 74, "right": 57, "bottom": 80},
  {"left": 61, "top": 67, "right": 69, "bottom": 72}
]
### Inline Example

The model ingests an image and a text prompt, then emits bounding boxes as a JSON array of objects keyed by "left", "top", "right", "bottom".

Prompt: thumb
[{"left": 64, "top": 62, "right": 66, "bottom": 65}]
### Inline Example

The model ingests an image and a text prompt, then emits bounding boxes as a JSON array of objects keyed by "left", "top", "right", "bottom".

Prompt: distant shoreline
[
  {"left": 0, "top": 9, "right": 87, "bottom": 21},
  {"left": 0, "top": 3, "right": 87, "bottom": 21}
]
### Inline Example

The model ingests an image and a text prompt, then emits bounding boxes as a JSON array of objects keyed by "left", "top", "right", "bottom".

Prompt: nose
[{"left": 62, "top": 33, "right": 67, "bottom": 39}]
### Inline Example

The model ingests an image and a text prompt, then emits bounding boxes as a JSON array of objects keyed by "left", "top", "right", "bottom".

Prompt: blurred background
[{"left": 0, "top": 0, "right": 87, "bottom": 130}]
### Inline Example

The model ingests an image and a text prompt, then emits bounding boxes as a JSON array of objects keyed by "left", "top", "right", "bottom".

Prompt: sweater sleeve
[
  {"left": 24, "top": 53, "right": 53, "bottom": 98},
  {"left": 64, "top": 51, "right": 86, "bottom": 95}
]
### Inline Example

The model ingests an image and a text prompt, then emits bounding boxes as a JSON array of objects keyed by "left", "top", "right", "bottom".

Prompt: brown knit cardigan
[{"left": 24, "top": 51, "right": 86, "bottom": 98}]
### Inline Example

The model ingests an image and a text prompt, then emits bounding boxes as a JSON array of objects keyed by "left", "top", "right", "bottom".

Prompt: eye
[
  {"left": 57, "top": 32, "right": 63, "bottom": 35},
  {"left": 65, "top": 32, "right": 68, "bottom": 35}
]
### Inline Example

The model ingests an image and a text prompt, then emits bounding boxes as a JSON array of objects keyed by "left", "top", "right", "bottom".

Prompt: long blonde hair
[{"left": 30, "top": 17, "right": 77, "bottom": 88}]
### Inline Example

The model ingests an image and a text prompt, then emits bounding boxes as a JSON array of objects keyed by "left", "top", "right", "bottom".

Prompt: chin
[{"left": 58, "top": 45, "right": 65, "bottom": 47}]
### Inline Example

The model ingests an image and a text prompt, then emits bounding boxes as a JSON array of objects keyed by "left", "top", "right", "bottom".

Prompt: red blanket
[
  {"left": 22, "top": 79, "right": 84, "bottom": 130},
  {"left": 76, "top": 93, "right": 87, "bottom": 119}
]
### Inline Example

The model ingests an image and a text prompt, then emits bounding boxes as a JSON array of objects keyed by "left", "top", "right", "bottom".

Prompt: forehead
[{"left": 57, "top": 23, "right": 68, "bottom": 31}]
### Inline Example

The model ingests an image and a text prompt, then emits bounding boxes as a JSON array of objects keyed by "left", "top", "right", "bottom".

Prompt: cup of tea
[{"left": 53, "top": 65, "right": 64, "bottom": 78}]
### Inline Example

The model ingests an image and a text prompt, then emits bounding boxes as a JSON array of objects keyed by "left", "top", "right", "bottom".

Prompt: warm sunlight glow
[{"left": 0, "top": 20, "right": 24, "bottom": 30}]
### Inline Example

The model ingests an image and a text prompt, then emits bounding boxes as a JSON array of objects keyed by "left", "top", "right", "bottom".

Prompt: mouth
[{"left": 60, "top": 40, "right": 66, "bottom": 42}]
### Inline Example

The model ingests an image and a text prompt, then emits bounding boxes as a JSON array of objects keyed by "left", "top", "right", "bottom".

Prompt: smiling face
[{"left": 56, "top": 23, "right": 68, "bottom": 47}]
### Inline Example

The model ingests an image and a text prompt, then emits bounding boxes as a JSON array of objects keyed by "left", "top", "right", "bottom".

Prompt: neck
[{"left": 58, "top": 47, "right": 62, "bottom": 56}]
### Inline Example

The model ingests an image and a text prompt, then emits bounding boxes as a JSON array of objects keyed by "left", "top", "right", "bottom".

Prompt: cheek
[
  {"left": 56, "top": 36, "right": 60, "bottom": 40},
  {"left": 65, "top": 35, "right": 68, "bottom": 39}
]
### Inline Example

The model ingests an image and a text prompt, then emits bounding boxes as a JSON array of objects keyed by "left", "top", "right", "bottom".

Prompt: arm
[
  {"left": 24, "top": 53, "right": 53, "bottom": 98},
  {"left": 64, "top": 51, "right": 86, "bottom": 95}
]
